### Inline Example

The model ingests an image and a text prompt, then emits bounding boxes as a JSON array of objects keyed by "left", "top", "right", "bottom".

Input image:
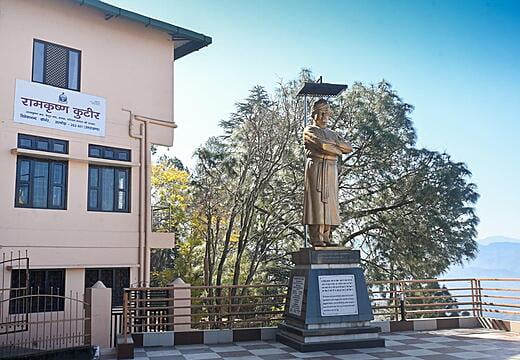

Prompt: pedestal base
[
  {"left": 277, "top": 332, "right": 385, "bottom": 353},
  {"left": 278, "top": 247, "right": 385, "bottom": 352}
]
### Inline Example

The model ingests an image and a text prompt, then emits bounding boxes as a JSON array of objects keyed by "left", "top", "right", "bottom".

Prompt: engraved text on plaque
[
  {"left": 288, "top": 276, "right": 305, "bottom": 316},
  {"left": 318, "top": 274, "right": 358, "bottom": 316}
]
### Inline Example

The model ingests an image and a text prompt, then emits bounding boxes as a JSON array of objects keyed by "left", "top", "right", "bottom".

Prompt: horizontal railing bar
[
  {"left": 5, "top": 332, "right": 91, "bottom": 347},
  {"left": 367, "top": 278, "right": 475, "bottom": 285},
  {"left": 127, "top": 295, "right": 288, "bottom": 303},
  {"left": 371, "top": 305, "right": 399, "bottom": 310},
  {"left": 0, "top": 317, "right": 90, "bottom": 326},
  {"left": 404, "top": 301, "right": 474, "bottom": 308},
  {"left": 127, "top": 302, "right": 285, "bottom": 311},
  {"left": 480, "top": 302, "right": 520, "bottom": 309},
  {"left": 129, "top": 317, "right": 284, "bottom": 329},
  {"left": 406, "top": 307, "right": 476, "bottom": 314},
  {"left": 475, "top": 278, "right": 520, "bottom": 282},
  {"left": 370, "top": 294, "right": 475, "bottom": 302},
  {"left": 128, "top": 310, "right": 285, "bottom": 320},
  {"left": 479, "top": 287, "right": 520, "bottom": 292},
  {"left": 127, "top": 284, "right": 288, "bottom": 291},
  {"left": 404, "top": 294, "right": 474, "bottom": 301},
  {"left": 480, "top": 294, "right": 520, "bottom": 300},
  {"left": 481, "top": 308, "right": 520, "bottom": 315},
  {"left": 369, "top": 287, "right": 473, "bottom": 295}
]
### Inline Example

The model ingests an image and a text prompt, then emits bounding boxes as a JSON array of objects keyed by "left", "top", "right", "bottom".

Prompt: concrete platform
[{"left": 101, "top": 328, "right": 520, "bottom": 359}]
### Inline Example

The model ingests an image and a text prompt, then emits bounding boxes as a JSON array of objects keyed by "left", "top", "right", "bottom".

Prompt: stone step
[
  {"left": 279, "top": 322, "right": 381, "bottom": 337},
  {"left": 276, "top": 331, "right": 386, "bottom": 352}
]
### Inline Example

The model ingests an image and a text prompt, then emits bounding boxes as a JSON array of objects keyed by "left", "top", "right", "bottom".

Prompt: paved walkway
[{"left": 102, "top": 328, "right": 520, "bottom": 360}]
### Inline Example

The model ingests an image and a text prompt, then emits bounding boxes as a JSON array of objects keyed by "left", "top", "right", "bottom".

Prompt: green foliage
[
  {"left": 331, "top": 82, "right": 479, "bottom": 280},
  {"left": 150, "top": 155, "right": 204, "bottom": 286},
  {"left": 405, "top": 282, "right": 463, "bottom": 319},
  {"left": 151, "top": 72, "right": 479, "bottom": 287}
]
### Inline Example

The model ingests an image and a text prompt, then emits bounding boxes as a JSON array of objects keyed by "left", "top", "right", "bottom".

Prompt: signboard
[
  {"left": 318, "top": 274, "right": 358, "bottom": 316},
  {"left": 288, "top": 276, "right": 305, "bottom": 316},
  {"left": 14, "top": 79, "right": 106, "bottom": 136}
]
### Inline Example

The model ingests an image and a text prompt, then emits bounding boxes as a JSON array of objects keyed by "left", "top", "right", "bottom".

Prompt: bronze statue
[{"left": 303, "top": 99, "right": 352, "bottom": 247}]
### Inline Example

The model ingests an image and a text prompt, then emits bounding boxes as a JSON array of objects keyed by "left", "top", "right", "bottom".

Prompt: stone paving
[{"left": 102, "top": 328, "right": 520, "bottom": 360}]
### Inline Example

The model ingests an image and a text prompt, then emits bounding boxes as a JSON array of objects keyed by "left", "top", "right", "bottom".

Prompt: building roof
[{"left": 72, "top": 0, "right": 212, "bottom": 60}]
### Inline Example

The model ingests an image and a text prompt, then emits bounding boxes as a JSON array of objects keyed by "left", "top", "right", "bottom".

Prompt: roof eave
[{"left": 72, "top": 0, "right": 212, "bottom": 60}]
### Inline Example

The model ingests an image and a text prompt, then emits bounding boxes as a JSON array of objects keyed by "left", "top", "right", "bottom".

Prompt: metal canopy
[{"left": 297, "top": 82, "right": 348, "bottom": 97}]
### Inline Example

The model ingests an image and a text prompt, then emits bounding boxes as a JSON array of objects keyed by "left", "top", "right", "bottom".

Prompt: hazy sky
[{"left": 107, "top": 0, "right": 520, "bottom": 241}]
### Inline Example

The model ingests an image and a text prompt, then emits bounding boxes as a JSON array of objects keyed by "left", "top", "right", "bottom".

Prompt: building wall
[{"left": 0, "top": 0, "right": 174, "bottom": 283}]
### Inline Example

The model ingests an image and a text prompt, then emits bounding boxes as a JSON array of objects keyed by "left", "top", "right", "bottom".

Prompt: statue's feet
[
  {"left": 323, "top": 240, "right": 337, "bottom": 247},
  {"left": 310, "top": 240, "right": 327, "bottom": 247}
]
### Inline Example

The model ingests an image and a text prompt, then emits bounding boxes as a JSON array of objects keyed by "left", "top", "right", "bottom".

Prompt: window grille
[
  {"left": 85, "top": 268, "right": 130, "bottom": 306},
  {"left": 9, "top": 269, "right": 65, "bottom": 314},
  {"left": 32, "top": 40, "right": 81, "bottom": 91}
]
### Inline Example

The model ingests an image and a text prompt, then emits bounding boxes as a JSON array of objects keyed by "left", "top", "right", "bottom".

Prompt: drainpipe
[
  {"left": 125, "top": 110, "right": 177, "bottom": 286},
  {"left": 124, "top": 109, "right": 146, "bottom": 285}
]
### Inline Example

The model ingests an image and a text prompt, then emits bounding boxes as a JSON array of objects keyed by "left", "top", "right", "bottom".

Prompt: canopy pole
[{"left": 303, "top": 94, "right": 308, "bottom": 248}]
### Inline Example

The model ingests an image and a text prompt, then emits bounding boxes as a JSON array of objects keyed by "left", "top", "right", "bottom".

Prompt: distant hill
[
  {"left": 444, "top": 238, "right": 520, "bottom": 321},
  {"left": 445, "top": 239, "right": 520, "bottom": 278},
  {"left": 478, "top": 235, "right": 520, "bottom": 245}
]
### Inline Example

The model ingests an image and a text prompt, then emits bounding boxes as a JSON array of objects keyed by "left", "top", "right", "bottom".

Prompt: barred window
[
  {"left": 9, "top": 269, "right": 65, "bottom": 314},
  {"left": 85, "top": 268, "right": 130, "bottom": 307},
  {"left": 32, "top": 40, "right": 81, "bottom": 91}
]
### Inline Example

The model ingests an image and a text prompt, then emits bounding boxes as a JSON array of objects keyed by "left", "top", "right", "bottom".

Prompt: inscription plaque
[
  {"left": 318, "top": 274, "right": 358, "bottom": 316},
  {"left": 288, "top": 276, "right": 305, "bottom": 316}
]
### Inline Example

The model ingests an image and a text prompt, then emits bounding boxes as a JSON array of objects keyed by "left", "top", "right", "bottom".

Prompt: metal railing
[
  {"left": 110, "top": 307, "right": 124, "bottom": 348},
  {"left": 151, "top": 206, "right": 174, "bottom": 233},
  {"left": 120, "top": 278, "right": 520, "bottom": 338},
  {"left": 123, "top": 284, "right": 287, "bottom": 337},
  {"left": 368, "top": 278, "right": 520, "bottom": 321}
]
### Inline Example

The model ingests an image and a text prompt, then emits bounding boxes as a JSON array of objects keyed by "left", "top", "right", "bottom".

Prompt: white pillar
[
  {"left": 85, "top": 281, "right": 112, "bottom": 349},
  {"left": 168, "top": 278, "right": 191, "bottom": 331}
]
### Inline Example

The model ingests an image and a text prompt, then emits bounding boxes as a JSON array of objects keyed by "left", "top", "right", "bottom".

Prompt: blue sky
[{"left": 108, "top": 0, "right": 520, "bottom": 241}]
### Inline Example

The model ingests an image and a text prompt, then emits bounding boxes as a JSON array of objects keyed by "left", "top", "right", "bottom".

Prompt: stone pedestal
[{"left": 277, "top": 247, "right": 385, "bottom": 352}]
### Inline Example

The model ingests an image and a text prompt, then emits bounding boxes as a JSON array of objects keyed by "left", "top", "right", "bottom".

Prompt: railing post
[
  {"left": 228, "top": 287, "right": 233, "bottom": 329},
  {"left": 391, "top": 283, "right": 398, "bottom": 321},
  {"left": 470, "top": 279, "right": 476, "bottom": 317},
  {"left": 476, "top": 279, "right": 483, "bottom": 317},
  {"left": 399, "top": 282, "right": 406, "bottom": 321},
  {"left": 122, "top": 291, "right": 128, "bottom": 341}
]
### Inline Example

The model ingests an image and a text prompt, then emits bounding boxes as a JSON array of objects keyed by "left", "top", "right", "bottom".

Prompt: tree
[
  {"left": 332, "top": 82, "right": 479, "bottom": 280},
  {"left": 191, "top": 86, "right": 303, "bottom": 292},
  {"left": 156, "top": 71, "right": 479, "bottom": 287},
  {"left": 150, "top": 155, "right": 203, "bottom": 286}
]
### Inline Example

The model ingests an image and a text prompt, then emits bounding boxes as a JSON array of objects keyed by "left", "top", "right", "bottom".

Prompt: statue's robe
[{"left": 303, "top": 125, "right": 349, "bottom": 226}]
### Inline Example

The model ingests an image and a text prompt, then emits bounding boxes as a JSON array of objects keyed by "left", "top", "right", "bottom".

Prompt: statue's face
[{"left": 315, "top": 106, "right": 331, "bottom": 128}]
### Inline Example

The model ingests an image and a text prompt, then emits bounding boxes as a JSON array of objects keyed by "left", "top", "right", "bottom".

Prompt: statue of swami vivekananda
[{"left": 303, "top": 99, "right": 352, "bottom": 247}]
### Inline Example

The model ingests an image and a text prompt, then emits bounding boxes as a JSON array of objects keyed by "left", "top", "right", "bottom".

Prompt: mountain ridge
[{"left": 446, "top": 236, "right": 520, "bottom": 278}]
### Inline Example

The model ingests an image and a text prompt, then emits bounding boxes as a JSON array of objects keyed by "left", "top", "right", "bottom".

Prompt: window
[
  {"left": 18, "top": 133, "right": 68, "bottom": 154},
  {"left": 85, "top": 268, "right": 130, "bottom": 307},
  {"left": 10, "top": 269, "right": 65, "bottom": 314},
  {"left": 88, "top": 165, "right": 130, "bottom": 212},
  {"left": 32, "top": 39, "right": 81, "bottom": 91},
  {"left": 89, "top": 145, "right": 131, "bottom": 162},
  {"left": 15, "top": 157, "right": 67, "bottom": 209}
]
